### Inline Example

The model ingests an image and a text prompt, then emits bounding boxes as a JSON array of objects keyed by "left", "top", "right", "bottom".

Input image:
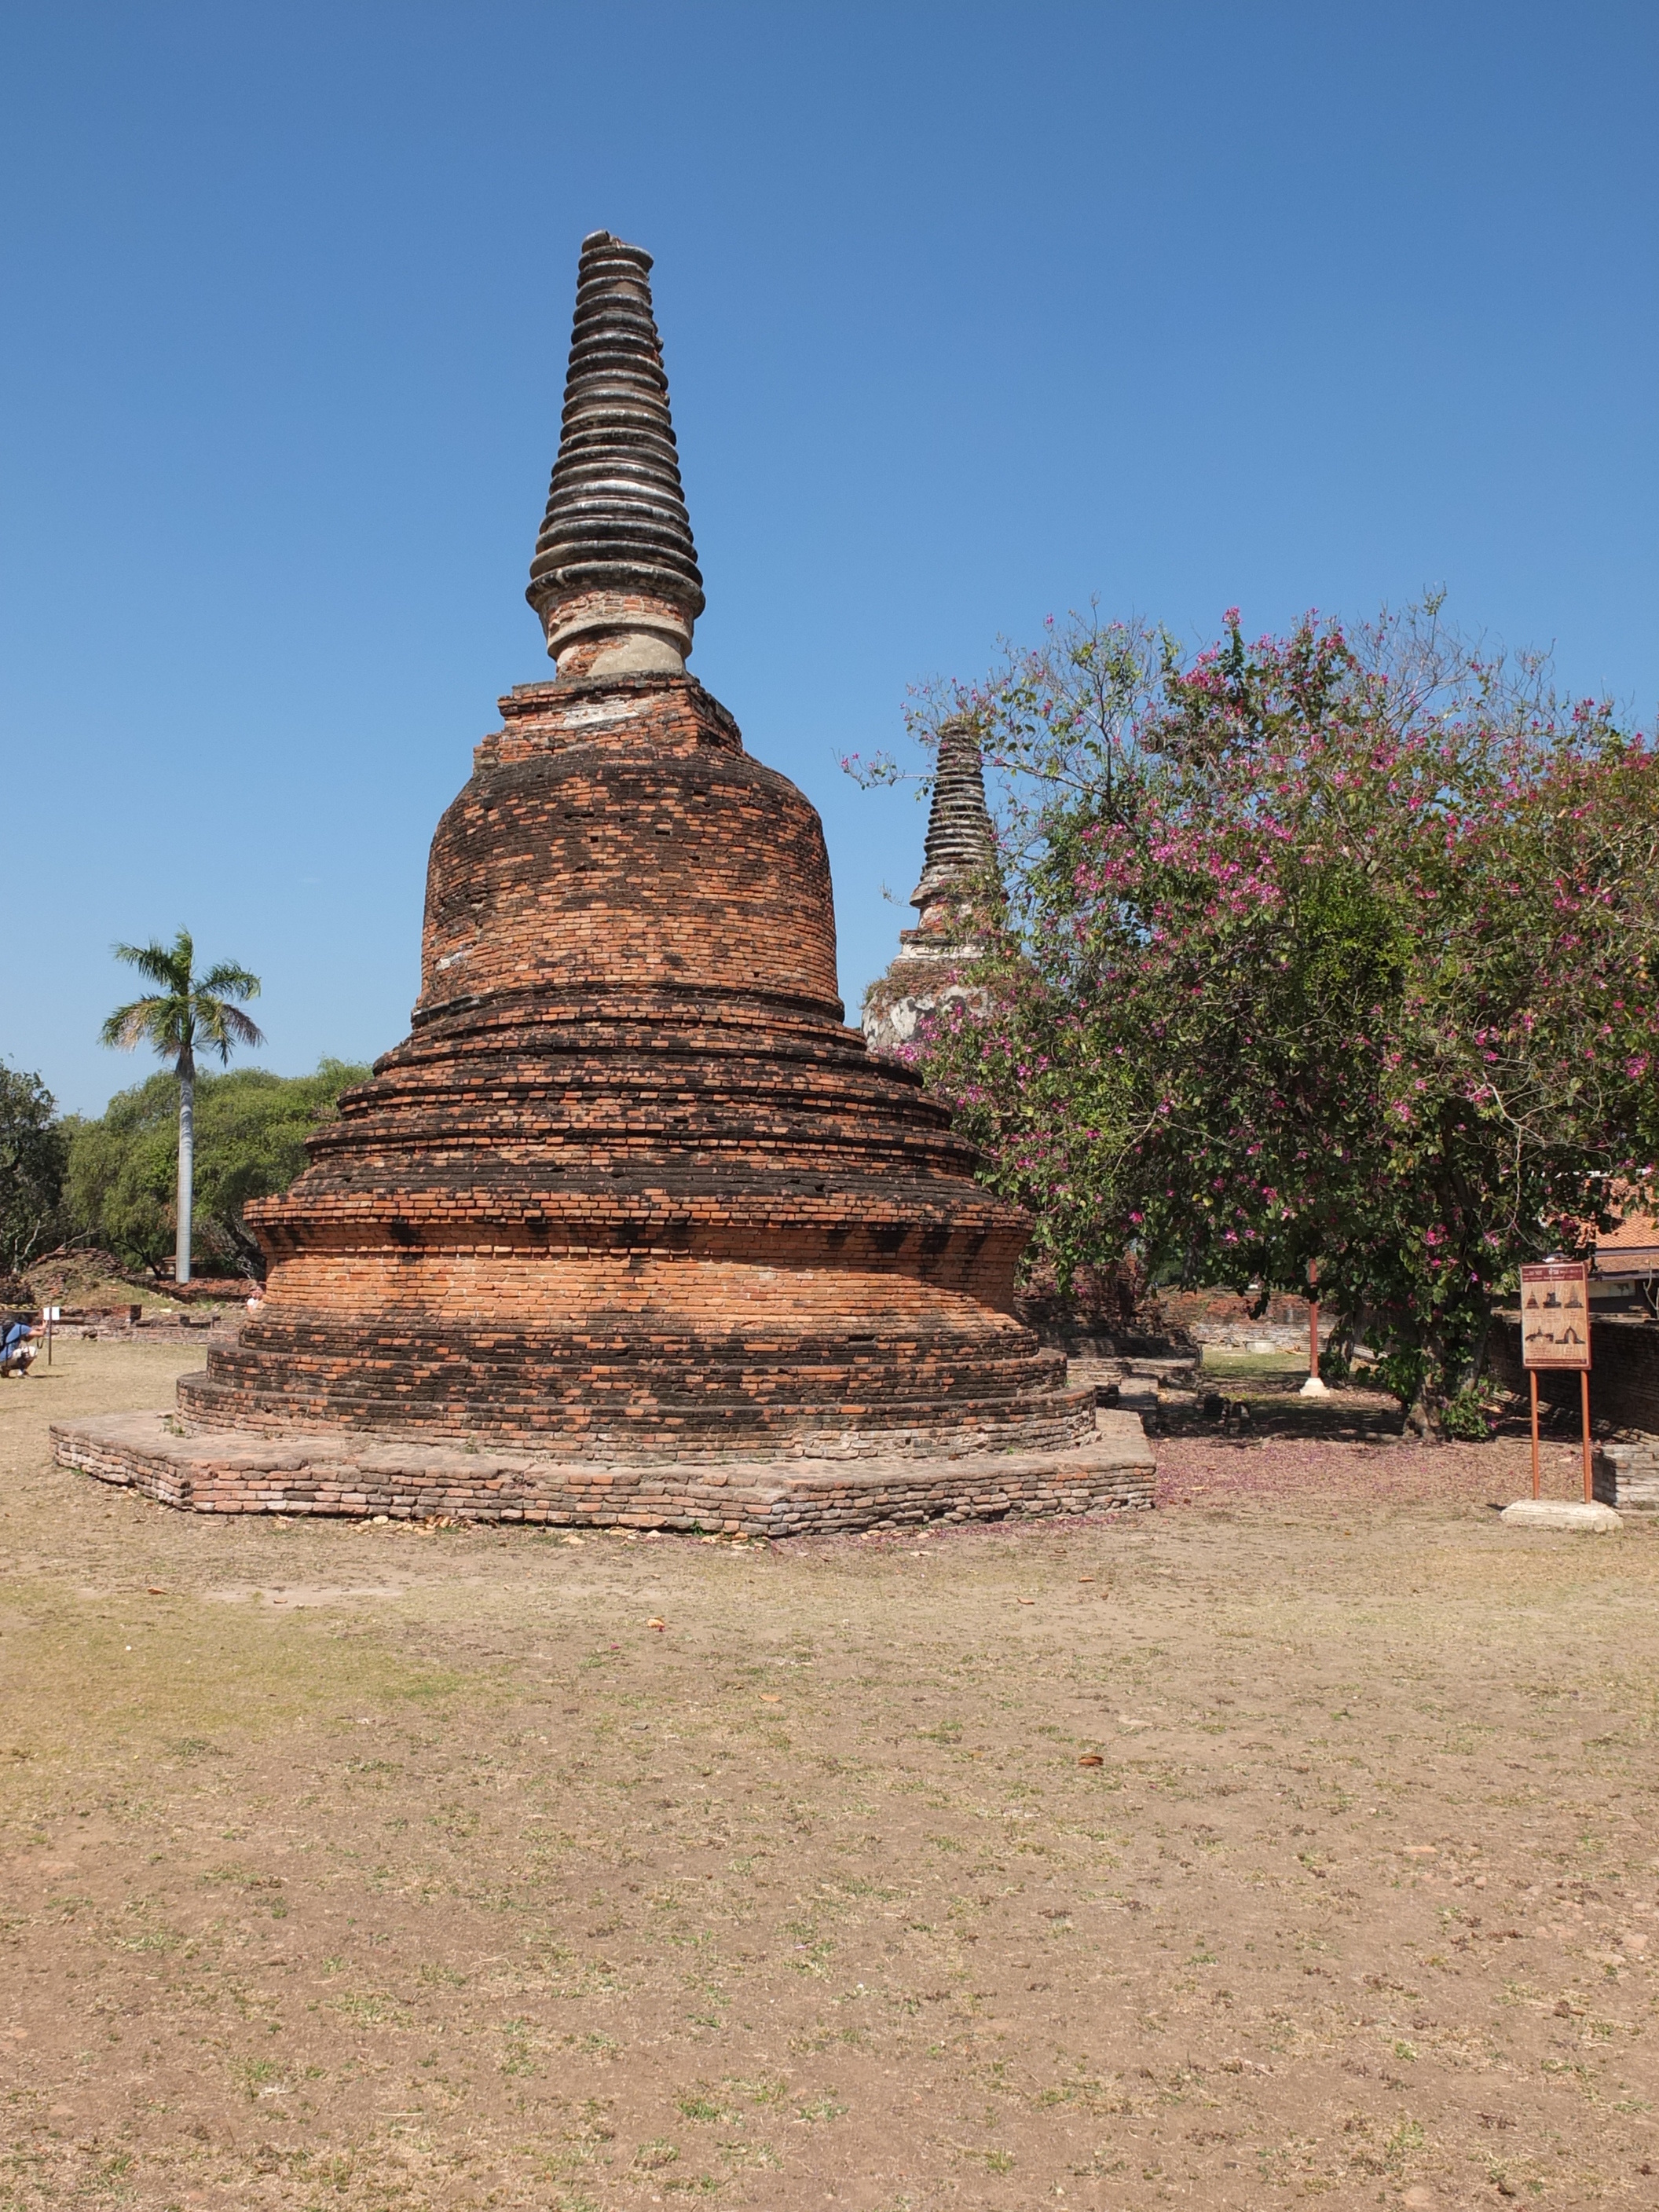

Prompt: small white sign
[{"left": 42, "top": 1306, "right": 61, "bottom": 1322}]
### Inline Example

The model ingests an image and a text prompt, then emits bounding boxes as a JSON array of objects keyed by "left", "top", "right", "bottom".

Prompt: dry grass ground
[{"left": 2, "top": 1341, "right": 1656, "bottom": 2212}]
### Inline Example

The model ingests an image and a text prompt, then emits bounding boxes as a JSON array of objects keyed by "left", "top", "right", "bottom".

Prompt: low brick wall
[
  {"left": 1487, "top": 1311, "right": 1659, "bottom": 1437},
  {"left": 1595, "top": 1440, "right": 1659, "bottom": 1514},
  {"left": 53, "top": 1410, "right": 1155, "bottom": 1538},
  {"left": 1159, "top": 1289, "right": 1332, "bottom": 1351}
]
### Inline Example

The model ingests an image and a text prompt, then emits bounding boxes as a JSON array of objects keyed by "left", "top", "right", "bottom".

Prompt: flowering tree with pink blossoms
[{"left": 866, "top": 599, "right": 1659, "bottom": 1436}]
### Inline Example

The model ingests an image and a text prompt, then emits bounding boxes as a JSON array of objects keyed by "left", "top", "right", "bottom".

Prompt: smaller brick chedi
[
  {"left": 174, "top": 233, "right": 1099, "bottom": 1467},
  {"left": 862, "top": 716, "right": 999, "bottom": 1060}
]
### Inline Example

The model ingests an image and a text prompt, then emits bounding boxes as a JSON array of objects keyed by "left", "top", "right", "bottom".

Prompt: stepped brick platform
[
  {"left": 173, "top": 660, "right": 1093, "bottom": 1462},
  {"left": 62, "top": 228, "right": 1151, "bottom": 1536},
  {"left": 53, "top": 1409, "right": 1154, "bottom": 1537}
]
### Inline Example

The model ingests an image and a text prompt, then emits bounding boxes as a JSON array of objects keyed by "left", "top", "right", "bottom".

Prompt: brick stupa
[
  {"left": 863, "top": 716, "right": 999, "bottom": 1059},
  {"left": 57, "top": 233, "right": 1152, "bottom": 1533}
]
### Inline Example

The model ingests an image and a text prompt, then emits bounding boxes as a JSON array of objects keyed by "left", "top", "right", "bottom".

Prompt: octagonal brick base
[{"left": 52, "top": 1407, "right": 1154, "bottom": 1539}]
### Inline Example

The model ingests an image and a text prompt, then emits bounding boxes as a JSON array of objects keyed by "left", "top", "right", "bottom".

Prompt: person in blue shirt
[{"left": 1, "top": 1320, "right": 39, "bottom": 1376}]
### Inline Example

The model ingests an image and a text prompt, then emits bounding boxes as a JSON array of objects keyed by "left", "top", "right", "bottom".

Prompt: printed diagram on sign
[{"left": 1520, "top": 1262, "right": 1591, "bottom": 1370}]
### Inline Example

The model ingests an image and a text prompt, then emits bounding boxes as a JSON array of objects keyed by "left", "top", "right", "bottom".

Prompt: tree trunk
[
  {"left": 1403, "top": 1382, "right": 1445, "bottom": 1442},
  {"left": 1464, "top": 1294, "right": 1494, "bottom": 1389},
  {"left": 1404, "top": 1325, "right": 1448, "bottom": 1442},
  {"left": 175, "top": 1058, "right": 194, "bottom": 1286}
]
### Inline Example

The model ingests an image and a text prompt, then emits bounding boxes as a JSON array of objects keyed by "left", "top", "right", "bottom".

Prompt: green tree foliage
[
  {"left": 0, "top": 1062, "right": 68, "bottom": 1274},
  {"left": 67, "top": 1060, "right": 369, "bottom": 1276},
  {"left": 862, "top": 599, "right": 1659, "bottom": 1434}
]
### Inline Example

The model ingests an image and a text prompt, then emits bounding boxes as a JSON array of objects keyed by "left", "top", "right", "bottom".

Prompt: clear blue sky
[{"left": 2, "top": 2, "right": 1654, "bottom": 1115}]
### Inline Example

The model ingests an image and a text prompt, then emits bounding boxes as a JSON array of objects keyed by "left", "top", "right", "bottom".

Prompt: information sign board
[{"left": 1519, "top": 1261, "right": 1591, "bottom": 1371}]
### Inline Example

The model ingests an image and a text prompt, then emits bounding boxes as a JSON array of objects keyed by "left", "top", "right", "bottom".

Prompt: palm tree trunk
[{"left": 176, "top": 1058, "right": 194, "bottom": 1286}]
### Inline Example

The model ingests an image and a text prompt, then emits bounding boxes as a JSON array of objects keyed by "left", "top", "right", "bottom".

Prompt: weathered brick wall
[
  {"left": 1487, "top": 1311, "right": 1659, "bottom": 1436},
  {"left": 1159, "top": 1288, "right": 1318, "bottom": 1333},
  {"left": 419, "top": 679, "right": 840, "bottom": 1013}
]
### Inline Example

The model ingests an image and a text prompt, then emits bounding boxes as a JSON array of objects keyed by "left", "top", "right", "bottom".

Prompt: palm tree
[{"left": 101, "top": 929, "right": 265, "bottom": 1284}]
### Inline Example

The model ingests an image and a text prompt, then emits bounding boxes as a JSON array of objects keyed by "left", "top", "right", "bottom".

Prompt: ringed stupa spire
[
  {"left": 864, "top": 716, "right": 1001, "bottom": 1057},
  {"left": 527, "top": 231, "right": 705, "bottom": 679},
  {"left": 910, "top": 716, "right": 997, "bottom": 928}
]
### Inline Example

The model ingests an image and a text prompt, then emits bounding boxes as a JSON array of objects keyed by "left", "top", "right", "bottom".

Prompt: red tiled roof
[{"left": 1593, "top": 1211, "right": 1659, "bottom": 1274}]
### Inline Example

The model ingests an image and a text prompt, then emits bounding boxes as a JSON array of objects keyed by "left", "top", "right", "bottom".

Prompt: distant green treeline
[{"left": 1, "top": 1059, "right": 368, "bottom": 1279}]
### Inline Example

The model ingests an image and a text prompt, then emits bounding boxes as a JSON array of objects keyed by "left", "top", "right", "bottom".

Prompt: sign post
[
  {"left": 1519, "top": 1261, "right": 1593, "bottom": 1503},
  {"left": 1308, "top": 1258, "right": 1319, "bottom": 1379},
  {"left": 1298, "top": 1258, "right": 1330, "bottom": 1397}
]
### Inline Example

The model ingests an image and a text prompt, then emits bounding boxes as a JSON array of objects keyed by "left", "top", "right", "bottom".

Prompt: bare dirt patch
[{"left": 2, "top": 1339, "right": 1657, "bottom": 2208}]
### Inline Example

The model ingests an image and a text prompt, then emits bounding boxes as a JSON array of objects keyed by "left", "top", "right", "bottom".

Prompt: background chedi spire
[
  {"left": 910, "top": 716, "right": 997, "bottom": 929},
  {"left": 863, "top": 716, "right": 1002, "bottom": 1057},
  {"left": 527, "top": 230, "right": 705, "bottom": 679}
]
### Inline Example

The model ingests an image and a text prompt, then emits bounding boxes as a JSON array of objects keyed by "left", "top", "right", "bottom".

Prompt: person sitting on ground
[{"left": 1, "top": 1320, "right": 40, "bottom": 1377}]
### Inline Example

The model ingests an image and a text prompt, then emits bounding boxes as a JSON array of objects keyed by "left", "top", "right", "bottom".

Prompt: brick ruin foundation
[{"left": 56, "top": 229, "right": 1152, "bottom": 1527}]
